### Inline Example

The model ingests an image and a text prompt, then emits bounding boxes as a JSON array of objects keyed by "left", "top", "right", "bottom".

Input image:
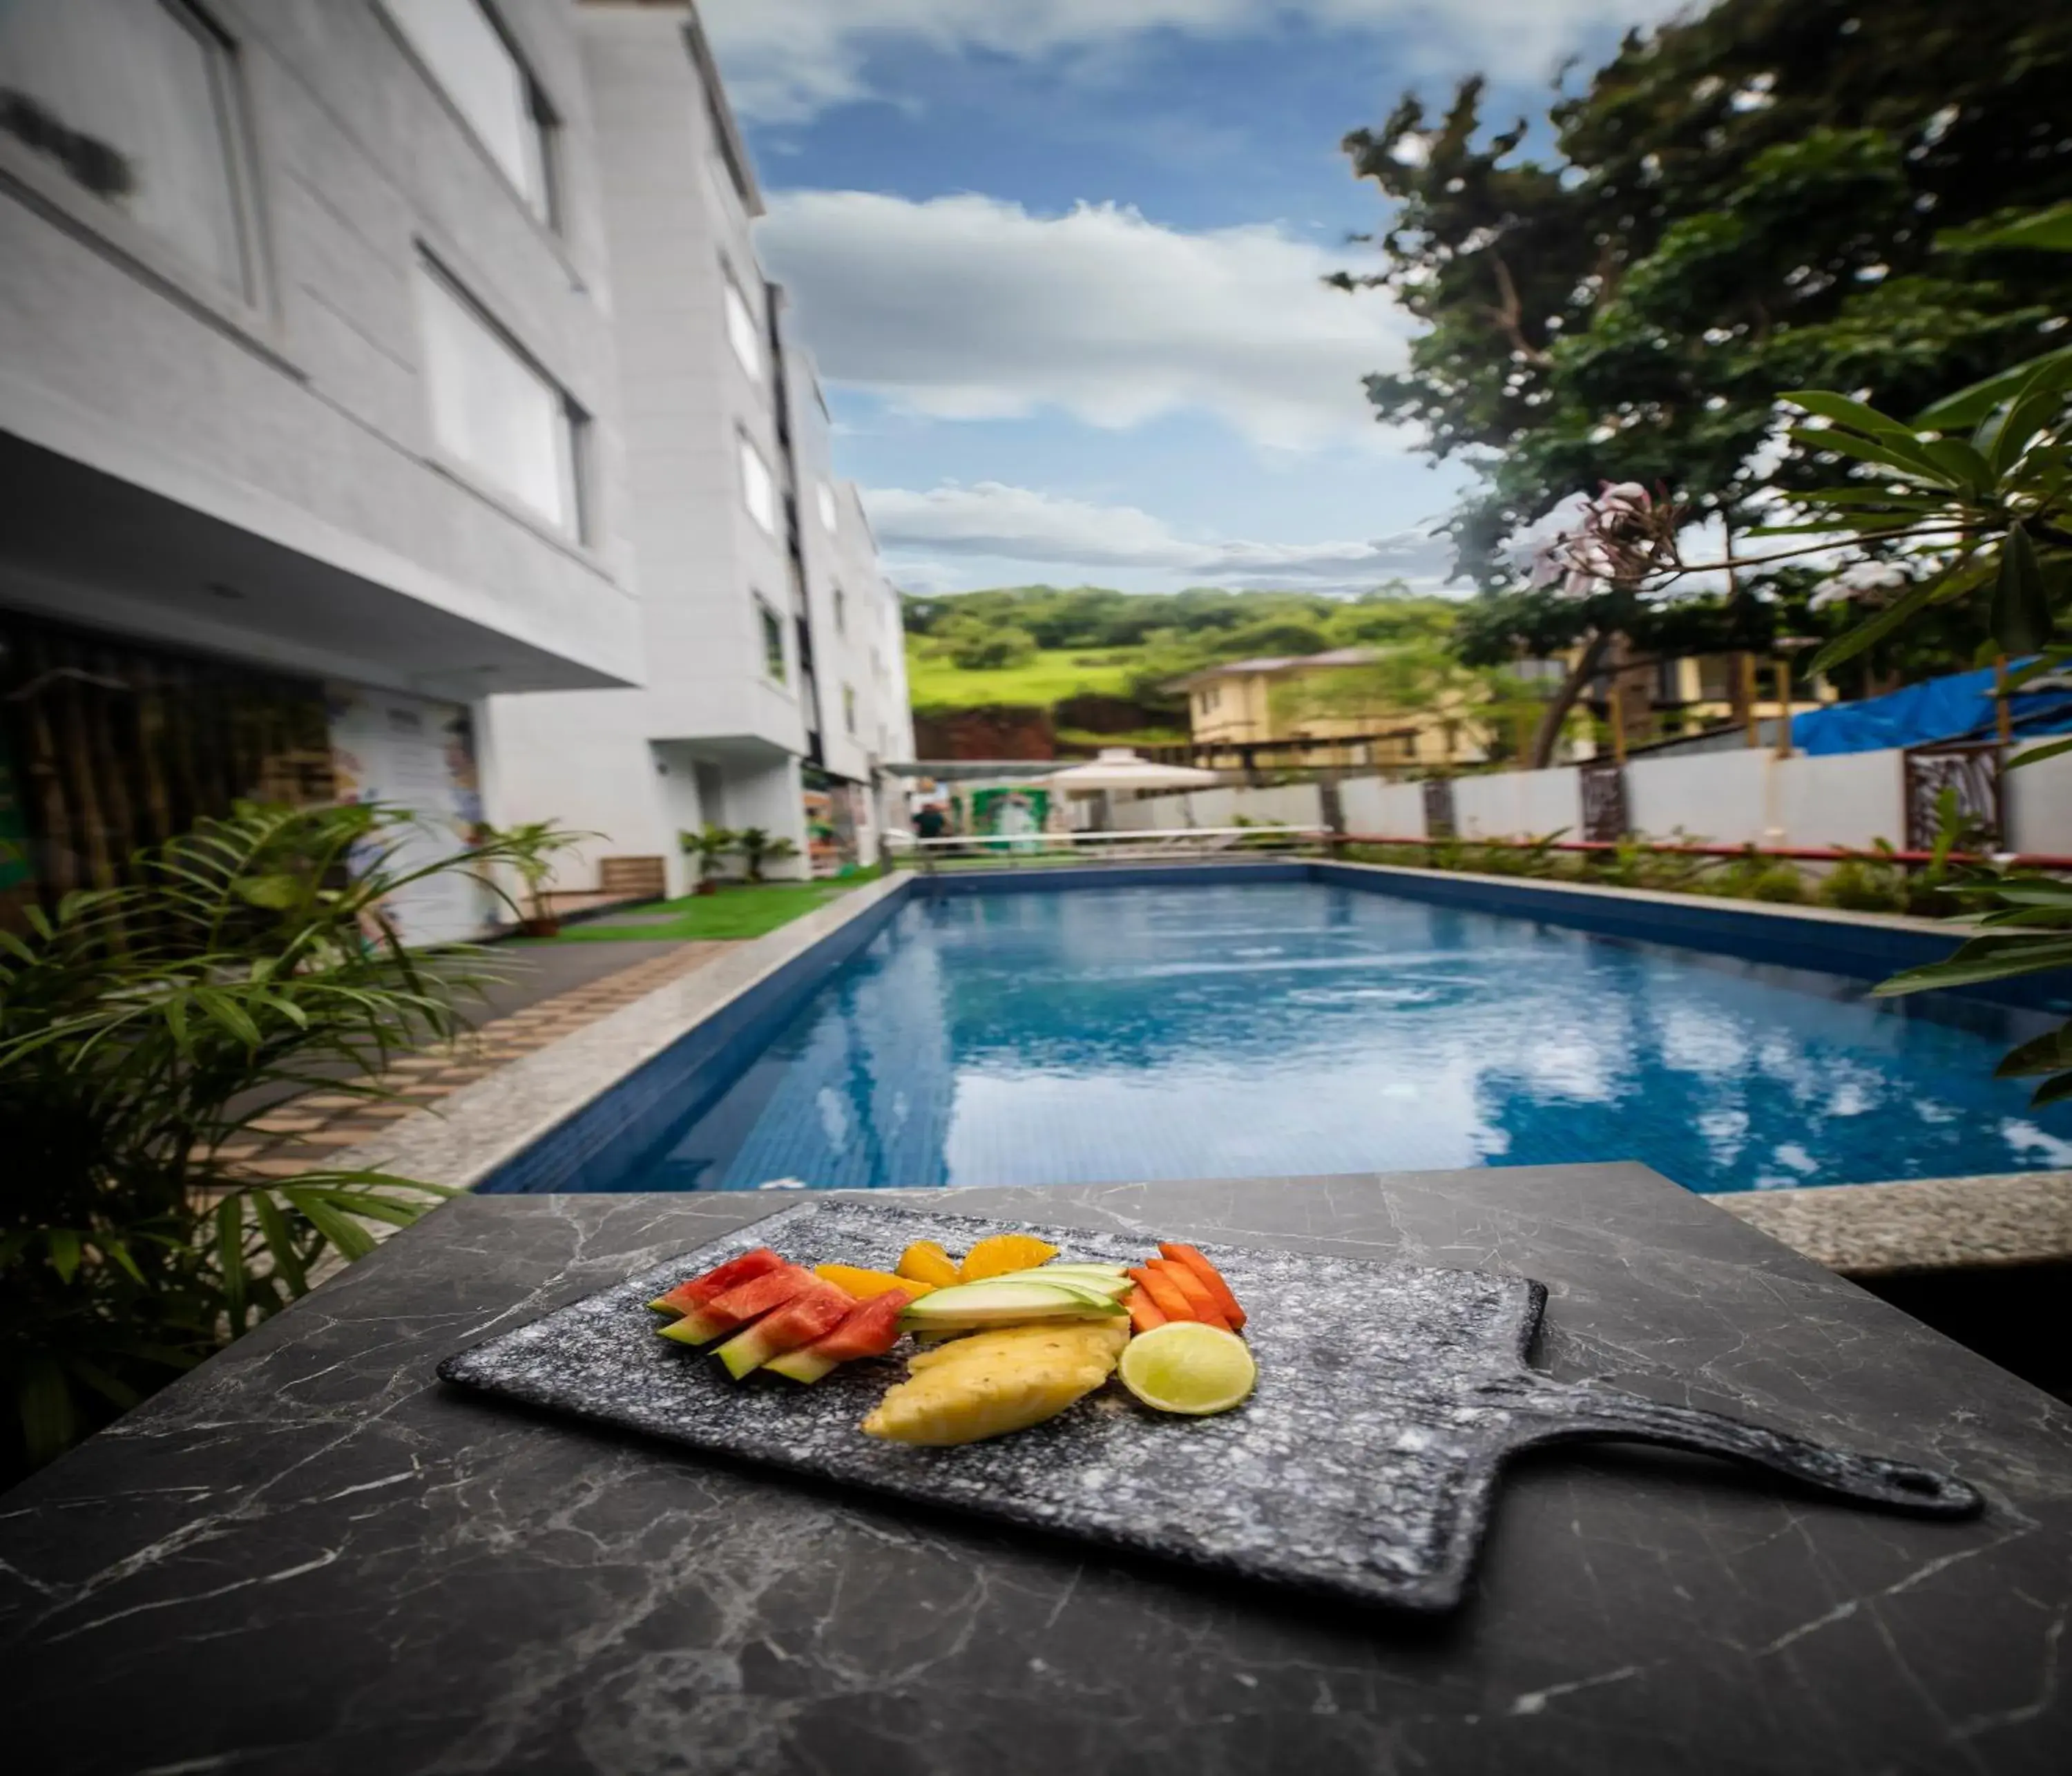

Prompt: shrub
[
  {"left": 945, "top": 624, "right": 1038, "bottom": 670},
  {"left": 1749, "top": 863, "right": 1807, "bottom": 903},
  {"left": 1818, "top": 859, "right": 1906, "bottom": 914},
  {"left": 0, "top": 802, "right": 530, "bottom": 1483}
]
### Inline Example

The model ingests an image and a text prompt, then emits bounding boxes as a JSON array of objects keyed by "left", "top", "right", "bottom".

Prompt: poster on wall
[
  {"left": 803, "top": 786, "right": 839, "bottom": 878},
  {"left": 970, "top": 786, "right": 1050, "bottom": 851},
  {"left": 328, "top": 684, "right": 495, "bottom": 945}
]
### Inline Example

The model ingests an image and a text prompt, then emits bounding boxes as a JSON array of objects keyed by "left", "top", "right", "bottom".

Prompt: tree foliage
[{"left": 1339, "top": 0, "right": 2072, "bottom": 587}]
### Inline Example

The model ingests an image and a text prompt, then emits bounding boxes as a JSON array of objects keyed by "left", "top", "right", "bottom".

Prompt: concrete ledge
[
  {"left": 1714, "top": 1170, "right": 2072, "bottom": 1275},
  {"left": 330, "top": 872, "right": 916, "bottom": 1193}
]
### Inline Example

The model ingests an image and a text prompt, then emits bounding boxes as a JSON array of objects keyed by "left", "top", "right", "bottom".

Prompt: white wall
[
  {"left": 481, "top": 690, "right": 683, "bottom": 893},
  {"left": 2008, "top": 751, "right": 2072, "bottom": 855},
  {"left": 1319, "top": 743, "right": 2072, "bottom": 854},
  {"left": 1340, "top": 777, "right": 1428, "bottom": 837},
  {"left": 1454, "top": 769, "right": 1581, "bottom": 840},
  {"left": 1111, "top": 783, "right": 1326, "bottom": 831}
]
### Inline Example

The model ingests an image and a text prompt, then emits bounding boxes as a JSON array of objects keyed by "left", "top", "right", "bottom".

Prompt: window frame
[
  {"left": 414, "top": 250, "right": 589, "bottom": 541},
  {"left": 832, "top": 586, "right": 847, "bottom": 636},
  {"left": 738, "top": 429, "right": 776, "bottom": 535},
  {"left": 0, "top": 0, "right": 275, "bottom": 333},
  {"left": 842, "top": 682, "right": 858, "bottom": 735},
  {"left": 382, "top": 0, "right": 561, "bottom": 231},
  {"left": 756, "top": 597, "right": 788, "bottom": 685},
  {"left": 721, "top": 262, "right": 762, "bottom": 385}
]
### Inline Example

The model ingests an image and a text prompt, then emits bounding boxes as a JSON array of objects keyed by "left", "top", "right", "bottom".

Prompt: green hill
[
  {"left": 905, "top": 645, "right": 1141, "bottom": 714},
  {"left": 901, "top": 583, "right": 1464, "bottom": 737}
]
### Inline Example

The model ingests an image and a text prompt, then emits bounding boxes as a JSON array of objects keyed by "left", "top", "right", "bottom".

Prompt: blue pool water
[{"left": 617, "top": 881, "right": 2072, "bottom": 1195}]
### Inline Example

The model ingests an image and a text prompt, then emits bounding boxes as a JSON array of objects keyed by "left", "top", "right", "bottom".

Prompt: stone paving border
[
  {"left": 1714, "top": 1170, "right": 2072, "bottom": 1275},
  {"left": 212, "top": 941, "right": 736, "bottom": 1180}
]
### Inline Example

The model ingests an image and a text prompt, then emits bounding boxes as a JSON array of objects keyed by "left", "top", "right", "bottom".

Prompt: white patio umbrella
[
  {"left": 1044, "top": 748, "right": 1222, "bottom": 792},
  {"left": 1044, "top": 749, "right": 1223, "bottom": 833}
]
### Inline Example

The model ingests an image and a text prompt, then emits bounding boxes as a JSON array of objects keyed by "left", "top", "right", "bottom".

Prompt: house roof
[{"left": 1171, "top": 647, "right": 1379, "bottom": 690}]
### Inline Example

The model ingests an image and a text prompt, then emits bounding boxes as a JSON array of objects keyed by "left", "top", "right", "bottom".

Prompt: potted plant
[
  {"left": 477, "top": 819, "right": 589, "bottom": 936},
  {"left": 679, "top": 823, "right": 736, "bottom": 896},
  {"left": 735, "top": 827, "right": 800, "bottom": 882},
  {"left": 0, "top": 802, "right": 543, "bottom": 1483},
  {"left": 738, "top": 833, "right": 800, "bottom": 887}
]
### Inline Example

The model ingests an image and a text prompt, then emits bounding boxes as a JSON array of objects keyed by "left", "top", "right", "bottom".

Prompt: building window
[
  {"left": 843, "top": 684, "right": 858, "bottom": 735},
  {"left": 722, "top": 268, "right": 762, "bottom": 384},
  {"left": 389, "top": 0, "right": 555, "bottom": 224},
  {"left": 739, "top": 432, "right": 775, "bottom": 534},
  {"left": 833, "top": 587, "right": 847, "bottom": 636},
  {"left": 758, "top": 599, "right": 787, "bottom": 684},
  {"left": 0, "top": 0, "right": 258, "bottom": 300},
  {"left": 816, "top": 481, "right": 839, "bottom": 532},
  {"left": 416, "top": 257, "right": 584, "bottom": 534}
]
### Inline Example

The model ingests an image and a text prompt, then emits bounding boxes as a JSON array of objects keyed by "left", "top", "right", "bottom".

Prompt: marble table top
[{"left": 3, "top": 1165, "right": 2069, "bottom": 1776}]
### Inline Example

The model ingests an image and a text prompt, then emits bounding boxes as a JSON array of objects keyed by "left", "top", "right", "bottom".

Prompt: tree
[
  {"left": 1336, "top": 1, "right": 2072, "bottom": 757},
  {"left": 944, "top": 624, "right": 1038, "bottom": 670}
]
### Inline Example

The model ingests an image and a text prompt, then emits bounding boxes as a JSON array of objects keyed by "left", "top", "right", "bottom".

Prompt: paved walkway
[{"left": 213, "top": 941, "right": 735, "bottom": 1180}]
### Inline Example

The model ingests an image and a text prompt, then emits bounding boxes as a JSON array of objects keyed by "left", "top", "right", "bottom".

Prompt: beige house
[{"left": 1173, "top": 649, "right": 1488, "bottom": 769}]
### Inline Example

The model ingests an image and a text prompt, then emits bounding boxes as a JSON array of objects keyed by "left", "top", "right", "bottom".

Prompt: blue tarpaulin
[{"left": 1792, "top": 661, "right": 2072, "bottom": 755}]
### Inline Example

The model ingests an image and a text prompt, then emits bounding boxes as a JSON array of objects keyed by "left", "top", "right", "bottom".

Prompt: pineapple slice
[{"left": 861, "top": 1322, "right": 1129, "bottom": 1447}]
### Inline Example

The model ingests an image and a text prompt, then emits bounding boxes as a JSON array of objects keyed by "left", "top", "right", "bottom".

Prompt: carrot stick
[
  {"left": 1129, "top": 1265, "right": 1195, "bottom": 1322},
  {"left": 1158, "top": 1242, "right": 1247, "bottom": 1330},
  {"left": 1126, "top": 1288, "right": 1168, "bottom": 1334},
  {"left": 1152, "top": 1259, "right": 1232, "bottom": 1332}
]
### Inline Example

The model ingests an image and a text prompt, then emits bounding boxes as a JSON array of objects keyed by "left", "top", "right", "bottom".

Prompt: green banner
[{"left": 970, "top": 786, "right": 1050, "bottom": 851}]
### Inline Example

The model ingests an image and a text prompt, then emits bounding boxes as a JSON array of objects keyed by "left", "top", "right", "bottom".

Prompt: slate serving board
[{"left": 439, "top": 1200, "right": 1982, "bottom": 1612}]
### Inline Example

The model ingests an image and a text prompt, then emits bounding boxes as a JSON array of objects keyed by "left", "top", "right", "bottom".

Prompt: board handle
[{"left": 1501, "top": 1380, "right": 1982, "bottom": 1518}]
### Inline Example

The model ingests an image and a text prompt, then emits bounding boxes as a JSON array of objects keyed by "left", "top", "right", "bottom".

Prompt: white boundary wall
[
  {"left": 1340, "top": 777, "right": 1426, "bottom": 836},
  {"left": 1104, "top": 745, "right": 2072, "bottom": 853},
  {"left": 1452, "top": 769, "right": 1584, "bottom": 841},
  {"left": 1112, "top": 783, "right": 1325, "bottom": 831}
]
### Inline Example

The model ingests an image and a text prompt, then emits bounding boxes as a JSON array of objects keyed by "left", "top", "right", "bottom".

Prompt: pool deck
[
  {"left": 318, "top": 864, "right": 2072, "bottom": 1276},
  {"left": 6, "top": 1167, "right": 2069, "bottom": 1774}
]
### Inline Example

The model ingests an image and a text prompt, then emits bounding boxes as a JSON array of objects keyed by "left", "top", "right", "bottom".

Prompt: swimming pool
[{"left": 603, "top": 877, "right": 2072, "bottom": 1195}]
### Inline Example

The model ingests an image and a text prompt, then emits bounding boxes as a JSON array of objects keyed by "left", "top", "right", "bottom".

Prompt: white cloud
[
  {"left": 760, "top": 191, "right": 1413, "bottom": 450},
  {"left": 700, "top": 1, "right": 1682, "bottom": 124},
  {"left": 865, "top": 481, "right": 1452, "bottom": 592}
]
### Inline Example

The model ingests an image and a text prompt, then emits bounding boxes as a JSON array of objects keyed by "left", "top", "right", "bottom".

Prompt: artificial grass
[{"left": 520, "top": 879, "right": 859, "bottom": 943}]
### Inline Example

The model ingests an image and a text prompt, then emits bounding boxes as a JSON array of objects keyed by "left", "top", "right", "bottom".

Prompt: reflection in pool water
[{"left": 620, "top": 882, "right": 2072, "bottom": 1194}]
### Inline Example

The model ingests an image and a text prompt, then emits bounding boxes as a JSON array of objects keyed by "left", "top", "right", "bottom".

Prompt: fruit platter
[
  {"left": 440, "top": 1199, "right": 1979, "bottom": 1613},
  {"left": 649, "top": 1228, "right": 1258, "bottom": 1442}
]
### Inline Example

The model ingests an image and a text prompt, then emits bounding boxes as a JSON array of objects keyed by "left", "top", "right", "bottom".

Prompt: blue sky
[{"left": 698, "top": 1, "right": 1682, "bottom": 597}]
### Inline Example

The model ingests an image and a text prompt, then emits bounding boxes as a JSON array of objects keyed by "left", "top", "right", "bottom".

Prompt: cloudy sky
[{"left": 698, "top": 1, "right": 1681, "bottom": 597}]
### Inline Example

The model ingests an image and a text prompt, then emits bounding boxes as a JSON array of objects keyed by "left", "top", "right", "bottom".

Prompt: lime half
[{"left": 1118, "top": 1322, "right": 1257, "bottom": 1416}]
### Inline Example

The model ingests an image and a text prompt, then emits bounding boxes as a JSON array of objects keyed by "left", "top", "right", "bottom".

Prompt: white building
[
  {"left": 0, "top": 0, "right": 908, "bottom": 929},
  {"left": 0, "top": 0, "right": 637, "bottom": 938},
  {"left": 483, "top": 1, "right": 908, "bottom": 898}
]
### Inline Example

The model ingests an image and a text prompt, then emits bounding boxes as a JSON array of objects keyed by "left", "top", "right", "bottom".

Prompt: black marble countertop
[{"left": 3, "top": 1166, "right": 2069, "bottom": 1776}]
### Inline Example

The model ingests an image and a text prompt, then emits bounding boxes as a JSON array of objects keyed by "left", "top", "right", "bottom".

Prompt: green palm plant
[
  {"left": 678, "top": 823, "right": 737, "bottom": 894},
  {"left": 734, "top": 827, "right": 800, "bottom": 883},
  {"left": 476, "top": 818, "right": 593, "bottom": 932},
  {"left": 0, "top": 802, "right": 535, "bottom": 1481}
]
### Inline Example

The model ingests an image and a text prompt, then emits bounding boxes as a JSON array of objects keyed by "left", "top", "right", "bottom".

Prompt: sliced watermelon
[
  {"left": 649, "top": 1246, "right": 784, "bottom": 1318},
  {"left": 766, "top": 1288, "right": 912, "bottom": 1383},
  {"left": 658, "top": 1264, "right": 817, "bottom": 1346},
  {"left": 713, "top": 1284, "right": 855, "bottom": 1380}
]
